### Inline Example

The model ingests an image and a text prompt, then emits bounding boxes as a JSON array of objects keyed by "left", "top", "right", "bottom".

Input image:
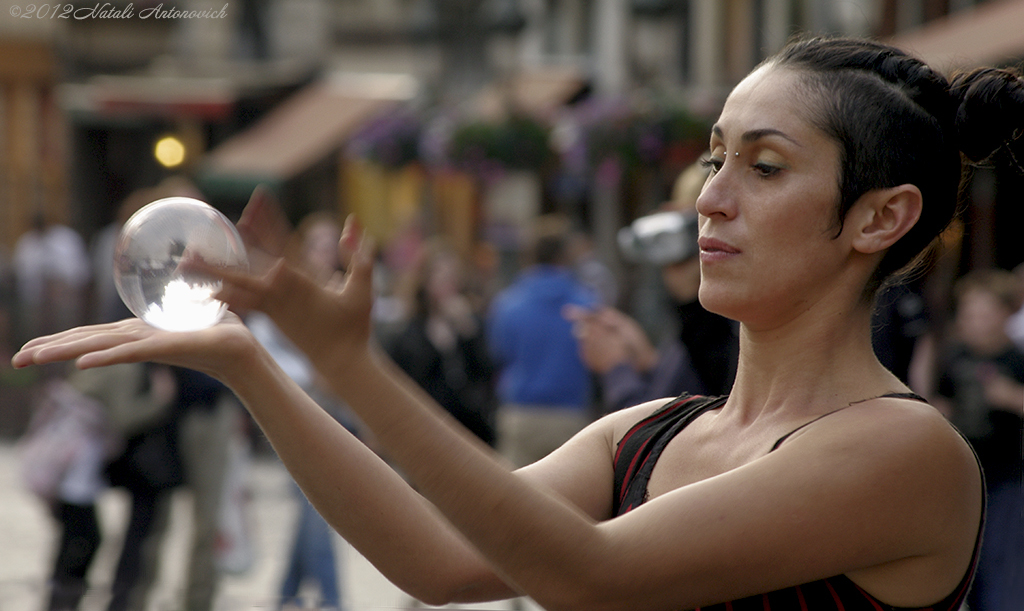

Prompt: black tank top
[{"left": 612, "top": 393, "right": 984, "bottom": 611}]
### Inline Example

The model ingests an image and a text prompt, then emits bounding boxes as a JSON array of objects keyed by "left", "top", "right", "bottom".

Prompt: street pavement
[{"left": 0, "top": 440, "right": 523, "bottom": 611}]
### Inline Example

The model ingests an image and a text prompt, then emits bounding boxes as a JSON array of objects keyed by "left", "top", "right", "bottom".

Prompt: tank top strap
[
  {"left": 770, "top": 391, "right": 929, "bottom": 452},
  {"left": 613, "top": 394, "right": 727, "bottom": 516}
]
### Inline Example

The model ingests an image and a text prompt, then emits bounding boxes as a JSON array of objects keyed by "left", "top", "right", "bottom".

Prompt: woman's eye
[
  {"left": 700, "top": 156, "right": 724, "bottom": 173},
  {"left": 752, "top": 162, "right": 782, "bottom": 178}
]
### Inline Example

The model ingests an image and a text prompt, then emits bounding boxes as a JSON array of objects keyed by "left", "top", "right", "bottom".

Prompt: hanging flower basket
[
  {"left": 447, "top": 114, "right": 554, "bottom": 177},
  {"left": 346, "top": 110, "right": 424, "bottom": 169}
]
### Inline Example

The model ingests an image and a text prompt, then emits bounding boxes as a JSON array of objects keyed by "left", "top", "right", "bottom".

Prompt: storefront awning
[
  {"left": 198, "top": 72, "right": 419, "bottom": 196},
  {"left": 887, "top": 0, "right": 1024, "bottom": 71},
  {"left": 473, "top": 68, "right": 588, "bottom": 119}
]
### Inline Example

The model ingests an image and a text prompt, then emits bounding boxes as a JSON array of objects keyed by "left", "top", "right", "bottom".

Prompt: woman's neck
[{"left": 726, "top": 300, "right": 906, "bottom": 423}]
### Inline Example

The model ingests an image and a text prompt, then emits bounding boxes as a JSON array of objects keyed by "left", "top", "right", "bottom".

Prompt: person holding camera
[{"left": 565, "top": 163, "right": 738, "bottom": 413}]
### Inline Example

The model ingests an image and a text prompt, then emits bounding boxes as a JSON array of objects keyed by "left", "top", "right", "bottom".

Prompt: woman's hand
[
  {"left": 217, "top": 211, "right": 377, "bottom": 377},
  {"left": 12, "top": 187, "right": 377, "bottom": 383},
  {"left": 11, "top": 314, "right": 258, "bottom": 383}
]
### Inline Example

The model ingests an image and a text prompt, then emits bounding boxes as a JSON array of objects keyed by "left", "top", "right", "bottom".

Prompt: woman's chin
[{"left": 695, "top": 286, "right": 743, "bottom": 322}]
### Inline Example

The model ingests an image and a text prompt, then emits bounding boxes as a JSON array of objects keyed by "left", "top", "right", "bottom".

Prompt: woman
[
  {"left": 386, "top": 239, "right": 497, "bottom": 446},
  {"left": 15, "top": 36, "right": 1022, "bottom": 609}
]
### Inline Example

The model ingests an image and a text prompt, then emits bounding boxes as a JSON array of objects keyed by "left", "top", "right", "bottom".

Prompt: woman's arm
[
  {"left": 209, "top": 227, "right": 981, "bottom": 609},
  {"left": 13, "top": 208, "right": 981, "bottom": 610},
  {"left": 12, "top": 316, "right": 521, "bottom": 603},
  {"left": 12, "top": 308, "right": 635, "bottom": 605}
]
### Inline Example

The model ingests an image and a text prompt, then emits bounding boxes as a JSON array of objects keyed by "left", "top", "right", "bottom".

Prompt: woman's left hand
[{"left": 11, "top": 314, "right": 259, "bottom": 384}]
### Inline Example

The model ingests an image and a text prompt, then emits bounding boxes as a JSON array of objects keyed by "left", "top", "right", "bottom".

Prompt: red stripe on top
[
  {"left": 614, "top": 399, "right": 696, "bottom": 501},
  {"left": 795, "top": 585, "right": 808, "bottom": 611},
  {"left": 825, "top": 581, "right": 846, "bottom": 611},
  {"left": 618, "top": 438, "right": 652, "bottom": 500},
  {"left": 613, "top": 405, "right": 680, "bottom": 464}
]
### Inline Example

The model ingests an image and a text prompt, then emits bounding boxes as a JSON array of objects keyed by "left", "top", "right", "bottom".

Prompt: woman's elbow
[{"left": 403, "top": 571, "right": 520, "bottom": 607}]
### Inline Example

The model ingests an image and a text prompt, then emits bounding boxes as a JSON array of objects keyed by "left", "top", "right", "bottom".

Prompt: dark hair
[
  {"left": 766, "top": 36, "right": 1024, "bottom": 297},
  {"left": 529, "top": 214, "right": 572, "bottom": 266}
]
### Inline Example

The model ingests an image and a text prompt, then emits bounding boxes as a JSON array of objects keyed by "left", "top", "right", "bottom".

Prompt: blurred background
[{"left": 1, "top": 1, "right": 1023, "bottom": 610}]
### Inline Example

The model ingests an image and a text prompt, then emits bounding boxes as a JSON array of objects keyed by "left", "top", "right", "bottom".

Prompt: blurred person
[
  {"left": 931, "top": 269, "right": 1024, "bottom": 611},
  {"left": 566, "top": 162, "right": 736, "bottom": 413},
  {"left": 89, "top": 189, "right": 153, "bottom": 324},
  {"left": 567, "top": 230, "right": 617, "bottom": 307},
  {"left": 13, "top": 211, "right": 91, "bottom": 343},
  {"left": 486, "top": 214, "right": 598, "bottom": 467},
  {"left": 21, "top": 36, "right": 1024, "bottom": 610},
  {"left": 19, "top": 363, "right": 177, "bottom": 611},
  {"left": 248, "top": 209, "right": 353, "bottom": 610},
  {"left": 1006, "top": 261, "right": 1024, "bottom": 350},
  {"left": 387, "top": 239, "right": 497, "bottom": 446},
  {"left": 20, "top": 371, "right": 112, "bottom": 611},
  {"left": 172, "top": 368, "right": 241, "bottom": 611}
]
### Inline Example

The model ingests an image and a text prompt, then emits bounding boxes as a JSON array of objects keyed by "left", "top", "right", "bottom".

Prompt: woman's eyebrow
[{"left": 711, "top": 125, "right": 802, "bottom": 147}]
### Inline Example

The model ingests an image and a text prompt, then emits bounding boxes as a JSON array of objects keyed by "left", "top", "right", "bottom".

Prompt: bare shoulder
[
  {"left": 588, "top": 395, "right": 696, "bottom": 445},
  {"left": 781, "top": 395, "right": 980, "bottom": 492},
  {"left": 777, "top": 395, "right": 982, "bottom": 571},
  {"left": 794, "top": 395, "right": 975, "bottom": 463}
]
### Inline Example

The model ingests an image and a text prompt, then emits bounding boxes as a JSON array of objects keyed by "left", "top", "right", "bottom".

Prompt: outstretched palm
[{"left": 13, "top": 188, "right": 376, "bottom": 383}]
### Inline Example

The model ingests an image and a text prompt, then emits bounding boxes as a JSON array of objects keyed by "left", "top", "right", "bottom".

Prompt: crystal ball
[{"left": 113, "top": 197, "right": 248, "bottom": 331}]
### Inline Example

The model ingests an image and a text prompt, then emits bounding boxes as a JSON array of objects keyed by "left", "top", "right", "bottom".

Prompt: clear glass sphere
[{"left": 114, "top": 197, "right": 248, "bottom": 331}]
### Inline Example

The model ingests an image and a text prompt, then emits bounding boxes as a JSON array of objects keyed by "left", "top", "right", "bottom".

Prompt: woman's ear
[{"left": 849, "top": 185, "right": 923, "bottom": 255}]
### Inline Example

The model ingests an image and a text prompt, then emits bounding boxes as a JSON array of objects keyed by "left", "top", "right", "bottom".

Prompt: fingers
[
  {"left": 12, "top": 320, "right": 154, "bottom": 369},
  {"left": 338, "top": 230, "right": 376, "bottom": 316},
  {"left": 237, "top": 186, "right": 291, "bottom": 257},
  {"left": 338, "top": 214, "right": 361, "bottom": 271},
  {"left": 16, "top": 320, "right": 136, "bottom": 353},
  {"left": 339, "top": 215, "right": 376, "bottom": 292}
]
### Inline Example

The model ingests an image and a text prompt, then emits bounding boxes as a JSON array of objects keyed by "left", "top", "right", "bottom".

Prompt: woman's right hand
[{"left": 220, "top": 207, "right": 378, "bottom": 378}]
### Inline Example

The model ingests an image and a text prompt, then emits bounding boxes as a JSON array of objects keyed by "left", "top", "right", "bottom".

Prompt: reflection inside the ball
[{"left": 142, "top": 277, "right": 226, "bottom": 332}]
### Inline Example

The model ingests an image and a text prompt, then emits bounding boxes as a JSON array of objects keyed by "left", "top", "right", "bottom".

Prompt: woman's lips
[{"left": 698, "top": 237, "right": 740, "bottom": 262}]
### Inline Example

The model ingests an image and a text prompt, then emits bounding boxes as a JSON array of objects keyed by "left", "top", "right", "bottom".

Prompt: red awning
[{"left": 887, "top": 0, "right": 1024, "bottom": 71}]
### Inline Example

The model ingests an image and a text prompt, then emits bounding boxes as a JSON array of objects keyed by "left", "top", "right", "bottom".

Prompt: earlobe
[{"left": 850, "top": 185, "right": 922, "bottom": 255}]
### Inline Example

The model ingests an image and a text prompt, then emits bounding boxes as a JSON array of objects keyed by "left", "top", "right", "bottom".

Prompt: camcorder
[{"left": 617, "top": 211, "right": 700, "bottom": 266}]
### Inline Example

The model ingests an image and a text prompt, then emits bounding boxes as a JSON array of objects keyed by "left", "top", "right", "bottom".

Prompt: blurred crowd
[{"left": 0, "top": 163, "right": 1022, "bottom": 610}]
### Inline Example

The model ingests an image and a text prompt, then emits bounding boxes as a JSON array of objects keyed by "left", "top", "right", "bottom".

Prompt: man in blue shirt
[{"left": 487, "top": 214, "right": 598, "bottom": 468}]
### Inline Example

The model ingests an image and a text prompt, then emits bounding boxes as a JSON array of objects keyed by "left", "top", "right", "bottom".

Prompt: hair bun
[{"left": 949, "top": 66, "right": 1024, "bottom": 164}]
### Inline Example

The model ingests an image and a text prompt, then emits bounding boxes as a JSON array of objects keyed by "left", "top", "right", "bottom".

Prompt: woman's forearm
[
  {"left": 321, "top": 344, "right": 609, "bottom": 609},
  {"left": 224, "top": 345, "right": 519, "bottom": 604}
]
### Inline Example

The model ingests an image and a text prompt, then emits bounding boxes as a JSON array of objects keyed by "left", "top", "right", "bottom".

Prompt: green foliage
[{"left": 448, "top": 115, "right": 553, "bottom": 172}]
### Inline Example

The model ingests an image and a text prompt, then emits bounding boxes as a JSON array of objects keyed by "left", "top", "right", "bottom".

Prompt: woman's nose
[{"left": 695, "top": 170, "right": 736, "bottom": 220}]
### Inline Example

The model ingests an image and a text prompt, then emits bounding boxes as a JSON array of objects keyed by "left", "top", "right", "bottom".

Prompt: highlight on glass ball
[{"left": 113, "top": 196, "right": 248, "bottom": 332}]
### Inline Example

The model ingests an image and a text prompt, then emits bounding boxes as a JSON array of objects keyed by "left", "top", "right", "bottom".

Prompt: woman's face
[
  {"left": 956, "top": 288, "right": 1013, "bottom": 355},
  {"left": 696, "top": 66, "right": 855, "bottom": 329},
  {"left": 426, "top": 253, "right": 462, "bottom": 305}
]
